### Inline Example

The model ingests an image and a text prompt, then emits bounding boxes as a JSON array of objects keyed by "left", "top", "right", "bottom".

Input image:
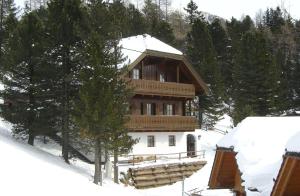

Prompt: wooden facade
[
  {"left": 125, "top": 53, "right": 207, "bottom": 132},
  {"left": 271, "top": 153, "right": 300, "bottom": 196},
  {"left": 208, "top": 148, "right": 245, "bottom": 196}
]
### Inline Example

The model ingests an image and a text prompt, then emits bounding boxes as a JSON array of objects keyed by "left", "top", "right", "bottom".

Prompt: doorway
[{"left": 187, "top": 134, "right": 196, "bottom": 157}]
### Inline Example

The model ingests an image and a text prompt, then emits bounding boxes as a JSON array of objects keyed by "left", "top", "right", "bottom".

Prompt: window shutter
[
  {"left": 173, "top": 104, "right": 176, "bottom": 115},
  {"left": 152, "top": 103, "right": 156, "bottom": 115},
  {"left": 163, "top": 103, "right": 166, "bottom": 115},
  {"left": 141, "top": 102, "right": 144, "bottom": 115}
]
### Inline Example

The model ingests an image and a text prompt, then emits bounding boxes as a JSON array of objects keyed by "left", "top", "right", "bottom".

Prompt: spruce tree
[
  {"left": 74, "top": 0, "right": 137, "bottom": 185},
  {"left": 142, "top": 0, "right": 175, "bottom": 45},
  {"left": 186, "top": 18, "right": 225, "bottom": 128},
  {"left": 232, "top": 30, "right": 281, "bottom": 124},
  {"left": 0, "top": 0, "right": 17, "bottom": 69},
  {"left": 1, "top": 9, "right": 56, "bottom": 145},
  {"left": 209, "top": 18, "right": 233, "bottom": 102},
  {"left": 184, "top": 0, "right": 203, "bottom": 24},
  {"left": 46, "top": 0, "right": 84, "bottom": 163}
]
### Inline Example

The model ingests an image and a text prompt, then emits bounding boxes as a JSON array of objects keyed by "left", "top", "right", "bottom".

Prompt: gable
[{"left": 123, "top": 50, "right": 208, "bottom": 94}]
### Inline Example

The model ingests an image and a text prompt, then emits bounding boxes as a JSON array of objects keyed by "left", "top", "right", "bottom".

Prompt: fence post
[
  {"left": 133, "top": 155, "right": 134, "bottom": 166},
  {"left": 154, "top": 155, "right": 157, "bottom": 163}
]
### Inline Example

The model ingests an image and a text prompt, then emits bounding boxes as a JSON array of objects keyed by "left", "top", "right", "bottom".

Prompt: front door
[{"left": 187, "top": 134, "right": 196, "bottom": 157}]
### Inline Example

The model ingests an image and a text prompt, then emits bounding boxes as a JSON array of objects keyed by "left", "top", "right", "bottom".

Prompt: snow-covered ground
[
  {"left": 0, "top": 115, "right": 233, "bottom": 196},
  {"left": 0, "top": 119, "right": 140, "bottom": 196}
]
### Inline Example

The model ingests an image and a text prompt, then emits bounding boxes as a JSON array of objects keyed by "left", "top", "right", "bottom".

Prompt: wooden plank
[
  {"left": 176, "top": 64, "right": 180, "bottom": 83},
  {"left": 209, "top": 151, "right": 224, "bottom": 188},
  {"left": 272, "top": 157, "right": 297, "bottom": 196}
]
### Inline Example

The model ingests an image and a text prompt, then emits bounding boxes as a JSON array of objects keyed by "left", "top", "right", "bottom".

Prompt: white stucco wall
[{"left": 128, "top": 131, "right": 203, "bottom": 155}]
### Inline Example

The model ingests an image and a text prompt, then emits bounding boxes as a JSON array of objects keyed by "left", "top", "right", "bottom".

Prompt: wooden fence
[{"left": 118, "top": 150, "right": 206, "bottom": 166}]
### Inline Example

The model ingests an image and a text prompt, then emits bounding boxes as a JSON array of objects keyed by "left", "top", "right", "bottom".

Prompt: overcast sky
[{"left": 15, "top": 0, "right": 300, "bottom": 20}]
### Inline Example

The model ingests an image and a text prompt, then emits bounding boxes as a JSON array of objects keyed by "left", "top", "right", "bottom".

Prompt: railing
[
  {"left": 118, "top": 150, "right": 206, "bottom": 166},
  {"left": 126, "top": 115, "right": 199, "bottom": 131},
  {"left": 128, "top": 79, "right": 195, "bottom": 98}
]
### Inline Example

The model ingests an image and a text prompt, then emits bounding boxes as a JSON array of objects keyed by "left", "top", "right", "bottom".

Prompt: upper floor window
[
  {"left": 163, "top": 104, "right": 175, "bottom": 116},
  {"left": 132, "top": 68, "right": 140, "bottom": 80},
  {"left": 146, "top": 103, "right": 156, "bottom": 115},
  {"left": 169, "top": 135, "right": 176, "bottom": 146},
  {"left": 159, "top": 73, "right": 166, "bottom": 82}
]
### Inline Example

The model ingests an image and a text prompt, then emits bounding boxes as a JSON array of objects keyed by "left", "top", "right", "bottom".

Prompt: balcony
[
  {"left": 126, "top": 115, "right": 199, "bottom": 132},
  {"left": 128, "top": 79, "right": 195, "bottom": 98}
]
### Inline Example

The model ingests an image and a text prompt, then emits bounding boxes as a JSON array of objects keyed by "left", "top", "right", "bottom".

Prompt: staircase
[
  {"left": 128, "top": 161, "right": 207, "bottom": 189},
  {"left": 48, "top": 134, "right": 94, "bottom": 164}
]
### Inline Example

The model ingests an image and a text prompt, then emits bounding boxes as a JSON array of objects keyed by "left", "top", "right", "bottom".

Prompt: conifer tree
[
  {"left": 1, "top": 9, "right": 56, "bottom": 145},
  {"left": 74, "top": 0, "right": 136, "bottom": 185},
  {"left": 184, "top": 0, "right": 203, "bottom": 24},
  {"left": 186, "top": 18, "right": 225, "bottom": 128},
  {"left": 142, "top": 0, "right": 175, "bottom": 45},
  {"left": 46, "top": 0, "right": 84, "bottom": 163},
  {"left": 209, "top": 18, "right": 233, "bottom": 101},
  {"left": 232, "top": 30, "right": 281, "bottom": 124},
  {"left": 0, "top": 0, "right": 17, "bottom": 69}
]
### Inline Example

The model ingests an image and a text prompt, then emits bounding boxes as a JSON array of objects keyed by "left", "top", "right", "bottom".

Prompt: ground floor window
[
  {"left": 147, "top": 135, "right": 155, "bottom": 147},
  {"left": 169, "top": 135, "right": 176, "bottom": 146}
]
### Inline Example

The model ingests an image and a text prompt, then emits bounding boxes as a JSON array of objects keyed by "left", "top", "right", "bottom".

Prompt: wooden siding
[
  {"left": 272, "top": 156, "right": 300, "bottom": 196},
  {"left": 125, "top": 115, "right": 199, "bottom": 132},
  {"left": 129, "top": 79, "right": 195, "bottom": 98},
  {"left": 130, "top": 98, "right": 183, "bottom": 116},
  {"left": 209, "top": 150, "right": 245, "bottom": 195}
]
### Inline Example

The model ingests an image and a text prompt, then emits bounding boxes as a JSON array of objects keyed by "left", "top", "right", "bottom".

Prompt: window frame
[
  {"left": 147, "top": 135, "right": 155, "bottom": 147},
  {"left": 168, "top": 135, "right": 176, "bottom": 146},
  {"left": 132, "top": 68, "right": 140, "bottom": 80}
]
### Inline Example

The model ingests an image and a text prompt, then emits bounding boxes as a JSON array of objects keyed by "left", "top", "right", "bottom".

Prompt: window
[
  {"left": 163, "top": 104, "right": 175, "bottom": 116},
  {"left": 147, "top": 135, "right": 155, "bottom": 147},
  {"left": 159, "top": 73, "right": 165, "bottom": 82},
  {"left": 169, "top": 135, "right": 176, "bottom": 146},
  {"left": 132, "top": 68, "right": 140, "bottom": 80},
  {"left": 146, "top": 103, "right": 156, "bottom": 115}
]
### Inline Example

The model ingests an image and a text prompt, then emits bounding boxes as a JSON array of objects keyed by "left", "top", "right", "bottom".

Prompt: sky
[{"left": 15, "top": 0, "right": 300, "bottom": 20}]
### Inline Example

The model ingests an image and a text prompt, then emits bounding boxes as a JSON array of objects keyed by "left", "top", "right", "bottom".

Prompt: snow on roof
[
  {"left": 217, "top": 117, "right": 300, "bottom": 195},
  {"left": 119, "top": 34, "right": 183, "bottom": 67}
]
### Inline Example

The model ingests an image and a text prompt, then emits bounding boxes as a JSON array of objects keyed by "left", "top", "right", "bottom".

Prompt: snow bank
[
  {"left": 0, "top": 119, "right": 141, "bottom": 196},
  {"left": 218, "top": 117, "right": 300, "bottom": 195},
  {"left": 119, "top": 34, "right": 182, "bottom": 67}
]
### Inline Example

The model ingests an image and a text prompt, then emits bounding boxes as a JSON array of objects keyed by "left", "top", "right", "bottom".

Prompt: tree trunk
[
  {"left": 99, "top": 143, "right": 102, "bottom": 186},
  {"left": 62, "top": 47, "right": 70, "bottom": 164},
  {"left": 113, "top": 149, "right": 119, "bottom": 184},
  {"left": 28, "top": 133, "right": 35, "bottom": 146},
  {"left": 198, "top": 95, "right": 203, "bottom": 129},
  {"left": 94, "top": 139, "right": 101, "bottom": 184}
]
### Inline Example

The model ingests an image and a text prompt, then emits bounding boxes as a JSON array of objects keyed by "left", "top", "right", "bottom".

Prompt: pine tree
[
  {"left": 209, "top": 18, "right": 233, "bottom": 102},
  {"left": 184, "top": 0, "right": 203, "bottom": 25},
  {"left": 142, "top": 0, "right": 175, "bottom": 45},
  {"left": 186, "top": 18, "right": 225, "bottom": 128},
  {"left": 232, "top": 30, "right": 281, "bottom": 124},
  {"left": 74, "top": 0, "right": 137, "bottom": 185},
  {"left": 46, "top": 0, "right": 84, "bottom": 163},
  {"left": 0, "top": 0, "right": 17, "bottom": 68},
  {"left": 1, "top": 9, "right": 56, "bottom": 145}
]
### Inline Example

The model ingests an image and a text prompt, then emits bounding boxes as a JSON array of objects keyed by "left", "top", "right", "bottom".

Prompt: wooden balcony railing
[
  {"left": 128, "top": 79, "right": 195, "bottom": 98},
  {"left": 126, "top": 115, "right": 199, "bottom": 132}
]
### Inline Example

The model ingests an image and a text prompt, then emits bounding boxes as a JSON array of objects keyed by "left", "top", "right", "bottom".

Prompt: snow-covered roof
[
  {"left": 218, "top": 117, "right": 300, "bottom": 196},
  {"left": 119, "top": 34, "right": 183, "bottom": 67}
]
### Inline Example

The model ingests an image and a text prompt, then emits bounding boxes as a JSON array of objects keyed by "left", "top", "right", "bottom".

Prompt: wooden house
[
  {"left": 271, "top": 152, "right": 300, "bottom": 195},
  {"left": 119, "top": 34, "right": 208, "bottom": 156},
  {"left": 208, "top": 117, "right": 300, "bottom": 196}
]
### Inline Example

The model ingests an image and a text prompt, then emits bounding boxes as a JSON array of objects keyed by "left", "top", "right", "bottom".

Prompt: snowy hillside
[
  {"left": 0, "top": 119, "right": 140, "bottom": 196},
  {"left": 0, "top": 115, "right": 232, "bottom": 196}
]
